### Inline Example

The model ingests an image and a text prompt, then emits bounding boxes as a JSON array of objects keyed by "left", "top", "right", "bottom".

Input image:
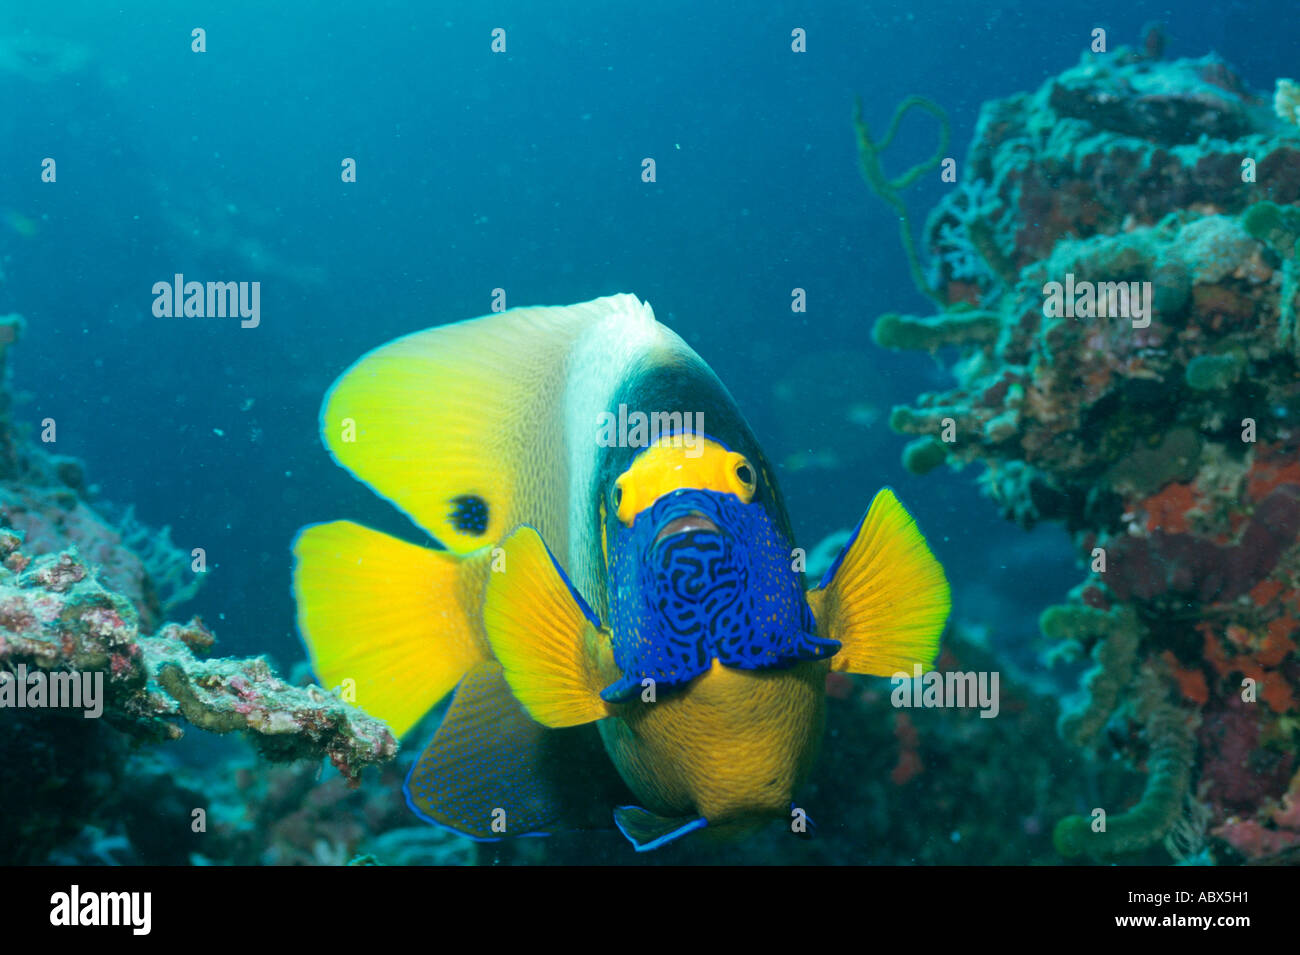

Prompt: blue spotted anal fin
[
  {"left": 405, "top": 662, "right": 630, "bottom": 840},
  {"left": 613, "top": 806, "right": 708, "bottom": 852}
]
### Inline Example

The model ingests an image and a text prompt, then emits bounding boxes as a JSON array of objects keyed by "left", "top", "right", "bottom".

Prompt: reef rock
[{"left": 876, "top": 45, "right": 1300, "bottom": 863}]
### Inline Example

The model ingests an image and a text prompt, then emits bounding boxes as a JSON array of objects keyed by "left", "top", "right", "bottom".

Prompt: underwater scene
[{"left": 2, "top": 0, "right": 1299, "bottom": 879}]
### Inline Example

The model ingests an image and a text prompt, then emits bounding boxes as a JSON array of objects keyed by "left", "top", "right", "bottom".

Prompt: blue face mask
[{"left": 600, "top": 488, "right": 840, "bottom": 703}]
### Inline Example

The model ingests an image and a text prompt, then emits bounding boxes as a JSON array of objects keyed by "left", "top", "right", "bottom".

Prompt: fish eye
[
  {"left": 613, "top": 484, "right": 623, "bottom": 508},
  {"left": 728, "top": 456, "right": 756, "bottom": 501}
]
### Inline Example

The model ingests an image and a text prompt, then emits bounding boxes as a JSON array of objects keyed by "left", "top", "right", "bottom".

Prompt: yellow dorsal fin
[
  {"left": 292, "top": 520, "right": 493, "bottom": 737},
  {"left": 807, "top": 488, "right": 950, "bottom": 676},
  {"left": 483, "top": 526, "right": 614, "bottom": 728},
  {"left": 320, "top": 294, "right": 656, "bottom": 554}
]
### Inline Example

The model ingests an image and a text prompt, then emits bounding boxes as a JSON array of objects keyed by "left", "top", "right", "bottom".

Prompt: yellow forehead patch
[{"left": 614, "top": 435, "right": 756, "bottom": 524}]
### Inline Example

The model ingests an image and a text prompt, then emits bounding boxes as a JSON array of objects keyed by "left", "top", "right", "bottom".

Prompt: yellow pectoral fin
[
  {"left": 809, "top": 488, "right": 951, "bottom": 677},
  {"left": 483, "top": 526, "right": 613, "bottom": 728},
  {"left": 293, "top": 521, "right": 493, "bottom": 738}
]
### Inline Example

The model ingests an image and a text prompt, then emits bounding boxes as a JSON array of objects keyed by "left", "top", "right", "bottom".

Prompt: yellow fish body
[
  {"left": 293, "top": 294, "right": 950, "bottom": 850},
  {"left": 598, "top": 659, "right": 829, "bottom": 842}
]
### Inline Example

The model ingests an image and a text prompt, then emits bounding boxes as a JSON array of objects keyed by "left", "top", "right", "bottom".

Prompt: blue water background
[{"left": 0, "top": 1, "right": 1293, "bottom": 672}]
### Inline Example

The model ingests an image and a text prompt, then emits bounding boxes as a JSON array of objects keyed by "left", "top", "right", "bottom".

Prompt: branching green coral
[
  {"left": 888, "top": 403, "right": 963, "bottom": 435},
  {"left": 902, "top": 436, "right": 948, "bottom": 474},
  {"left": 1055, "top": 668, "right": 1197, "bottom": 860},
  {"left": 854, "top": 95, "right": 950, "bottom": 305},
  {"left": 1242, "top": 201, "right": 1300, "bottom": 353},
  {"left": 1041, "top": 604, "right": 1140, "bottom": 748},
  {"left": 873, "top": 310, "right": 1001, "bottom": 351}
]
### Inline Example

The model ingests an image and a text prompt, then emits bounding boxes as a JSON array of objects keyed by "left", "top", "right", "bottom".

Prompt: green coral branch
[
  {"left": 902, "top": 436, "right": 948, "bottom": 475},
  {"left": 1042, "top": 604, "right": 1141, "bottom": 748},
  {"left": 1241, "top": 200, "right": 1300, "bottom": 355},
  {"left": 888, "top": 403, "right": 965, "bottom": 434},
  {"left": 1054, "top": 667, "right": 1197, "bottom": 860},
  {"left": 854, "top": 95, "right": 950, "bottom": 305},
  {"left": 873, "top": 310, "right": 1001, "bottom": 351}
]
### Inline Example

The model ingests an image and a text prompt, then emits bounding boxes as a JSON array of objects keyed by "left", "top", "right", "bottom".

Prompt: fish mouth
[{"left": 652, "top": 511, "right": 721, "bottom": 548}]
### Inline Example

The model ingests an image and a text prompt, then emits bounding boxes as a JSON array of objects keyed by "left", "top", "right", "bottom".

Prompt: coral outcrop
[
  {"left": 0, "top": 316, "right": 396, "bottom": 863},
  {"left": 874, "top": 44, "right": 1300, "bottom": 862},
  {"left": 0, "top": 529, "right": 397, "bottom": 862}
]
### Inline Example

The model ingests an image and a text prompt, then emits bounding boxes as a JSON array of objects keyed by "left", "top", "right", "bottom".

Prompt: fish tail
[{"left": 292, "top": 520, "right": 494, "bottom": 738}]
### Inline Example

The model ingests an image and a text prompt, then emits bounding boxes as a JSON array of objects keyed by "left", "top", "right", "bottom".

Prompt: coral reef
[
  {"left": 0, "top": 531, "right": 396, "bottom": 862},
  {"left": 113, "top": 505, "right": 205, "bottom": 617},
  {"left": 0, "top": 320, "right": 396, "bottom": 864},
  {"left": 0, "top": 316, "right": 199, "bottom": 632},
  {"left": 190, "top": 756, "right": 472, "bottom": 866},
  {"left": 873, "top": 44, "right": 1300, "bottom": 862},
  {"left": 1054, "top": 664, "right": 1199, "bottom": 859},
  {"left": 1276, "top": 78, "right": 1300, "bottom": 130},
  {"left": 1041, "top": 603, "right": 1141, "bottom": 748}
]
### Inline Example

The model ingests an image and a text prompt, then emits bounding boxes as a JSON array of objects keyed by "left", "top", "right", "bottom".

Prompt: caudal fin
[
  {"left": 806, "top": 488, "right": 950, "bottom": 676},
  {"left": 292, "top": 520, "right": 493, "bottom": 738}
]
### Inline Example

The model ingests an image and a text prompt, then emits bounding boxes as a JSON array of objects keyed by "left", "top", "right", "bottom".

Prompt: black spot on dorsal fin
[{"left": 448, "top": 494, "right": 489, "bottom": 535}]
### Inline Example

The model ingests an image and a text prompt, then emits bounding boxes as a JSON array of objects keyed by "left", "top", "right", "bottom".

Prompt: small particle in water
[{"left": 213, "top": 428, "right": 224, "bottom": 437}]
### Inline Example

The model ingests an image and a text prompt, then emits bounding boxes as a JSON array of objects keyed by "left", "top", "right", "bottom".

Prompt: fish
[{"left": 292, "top": 293, "right": 951, "bottom": 851}]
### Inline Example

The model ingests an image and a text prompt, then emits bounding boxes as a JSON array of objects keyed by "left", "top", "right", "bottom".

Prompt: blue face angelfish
[
  {"left": 292, "top": 294, "right": 951, "bottom": 851},
  {"left": 599, "top": 485, "right": 839, "bottom": 703}
]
